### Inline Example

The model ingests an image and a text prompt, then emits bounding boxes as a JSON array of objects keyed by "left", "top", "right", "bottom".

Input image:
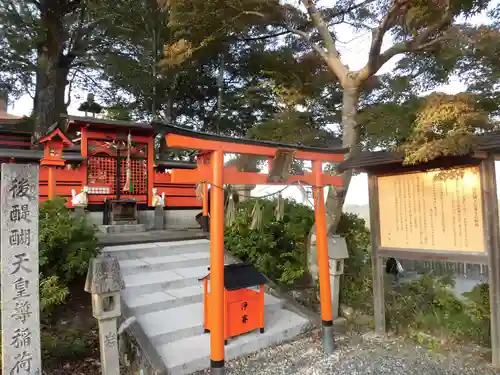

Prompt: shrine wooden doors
[{"left": 86, "top": 139, "right": 148, "bottom": 199}]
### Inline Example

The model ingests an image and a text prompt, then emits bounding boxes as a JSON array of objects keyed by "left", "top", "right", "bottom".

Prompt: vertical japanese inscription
[
  {"left": 1, "top": 164, "right": 41, "bottom": 375},
  {"left": 377, "top": 167, "right": 484, "bottom": 252}
]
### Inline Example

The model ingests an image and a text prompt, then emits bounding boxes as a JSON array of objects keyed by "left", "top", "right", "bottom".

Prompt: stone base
[
  {"left": 74, "top": 206, "right": 86, "bottom": 218},
  {"left": 154, "top": 206, "right": 165, "bottom": 230},
  {"left": 86, "top": 209, "right": 199, "bottom": 230}
]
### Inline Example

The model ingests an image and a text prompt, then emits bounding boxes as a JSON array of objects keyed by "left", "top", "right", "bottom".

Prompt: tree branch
[
  {"left": 65, "top": 68, "right": 80, "bottom": 108},
  {"left": 367, "top": 1, "right": 407, "bottom": 73},
  {"left": 25, "top": 0, "right": 41, "bottom": 10},
  {"left": 361, "top": 0, "right": 453, "bottom": 80},
  {"left": 238, "top": 30, "right": 290, "bottom": 42},
  {"left": 301, "top": 0, "right": 348, "bottom": 83},
  {"left": 286, "top": 27, "right": 327, "bottom": 59}
]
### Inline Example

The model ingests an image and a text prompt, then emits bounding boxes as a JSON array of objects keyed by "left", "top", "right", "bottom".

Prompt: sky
[{"left": 7, "top": 2, "right": 498, "bottom": 207}]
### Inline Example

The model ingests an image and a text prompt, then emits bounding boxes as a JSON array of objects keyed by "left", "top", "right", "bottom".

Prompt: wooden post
[
  {"left": 147, "top": 138, "right": 155, "bottom": 207},
  {"left": 116, "top": 148, "right": 121, "bottom": 200},
  {"left": 480, "top": 156, "right": 500, "bottom": 367},
  {"left": 368, "top": 174, "right": 386, "bottom": 334},
  {"left": 312, "top": 160, "right": 335, "bottom": 353},
  {"left": 80, "top": 127, "right": 88, "bottom": 188},
  {"left": 48, "top": 166, "right": 56, "bottom": 199},
  {"left": 210, "top": 150, "right": 225, "bottom": 374},
  {"left": 1, "top": 164, "right": 42, "bottom": 374}
]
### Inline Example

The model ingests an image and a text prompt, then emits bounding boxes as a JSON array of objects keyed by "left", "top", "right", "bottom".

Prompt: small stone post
[
  {"left": 312, "top": 234, "right": 349, "bottom": 319},
  {"left": 74, "top": 206, "right": 86, "bottom": 218},
  {"left": 154, "top": 206, "right": 164, "bottom": 230},
  {"left": 327, "top": 236, "right": 349, "bottom": 319},
  {"left": 85, "top": 254, "right": 125, "bottom": 375},
  {"left": 1, "top": 164, "right": 42, "bottom": 374}
]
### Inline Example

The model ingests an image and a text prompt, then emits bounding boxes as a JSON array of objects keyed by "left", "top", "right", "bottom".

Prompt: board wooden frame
[{"left": 368, "top": 156, "right": 500, "bottom": 367}]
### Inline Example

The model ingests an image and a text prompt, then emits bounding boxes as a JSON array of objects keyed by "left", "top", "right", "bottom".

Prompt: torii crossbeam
[{"left": 155, "top": 122, "right": 348, "bottom": 374}]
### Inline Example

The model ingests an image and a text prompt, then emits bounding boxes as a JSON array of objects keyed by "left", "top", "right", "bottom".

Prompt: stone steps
[
  {"left": 138, "top": 297, "right": 283, "bottom": 346},
  {"left": 119, "top": 252, "right": 210, "bottom": 276},
  {"left": 123, "top": 286, "right": 205, "bottom": 316},
  {"left": 102, "top": 239, "right": 311, "bottom": 375},
  {"left": 98, "top": 224, "right": 146, "bottom": 234},
  {"left": 157, "top": 309, "right": 310, "bottom": 375},
  {"left": 102, "top": 239, "right": 209, "bottom": 261},
  {"left": 122, "top": 265, "right": 209, "bottom": 294}
]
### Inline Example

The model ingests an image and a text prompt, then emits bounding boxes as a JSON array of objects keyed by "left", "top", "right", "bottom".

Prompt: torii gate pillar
[
  {"left": 312, "top": 160, "right": 336, "bottom": 353},
  {"left": 210, "top": 150, "right": 225, "bottom": 374}
]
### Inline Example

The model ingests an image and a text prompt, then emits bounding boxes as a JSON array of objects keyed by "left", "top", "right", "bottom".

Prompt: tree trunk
[
  {"left": 33, "top": 3, "right": 70, "bottom": 142},
  {"left": 307, "top": 84, "right": 361, "bottom": 281},
  {"left": 158, "top": 93, "right": 174, "bottom": 157},
  {"left": 151, "top": 28, "right": 158, "bottom": 118}
]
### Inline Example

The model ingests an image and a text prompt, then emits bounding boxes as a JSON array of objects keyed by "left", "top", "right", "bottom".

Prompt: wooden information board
[{"left": 377, "top": 166, "right": 485, "bottom": 252}]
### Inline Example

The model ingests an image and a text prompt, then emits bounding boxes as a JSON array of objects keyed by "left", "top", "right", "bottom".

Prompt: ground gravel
[{"left": 198, "top": 330, "right": 497, "bottom": 375}]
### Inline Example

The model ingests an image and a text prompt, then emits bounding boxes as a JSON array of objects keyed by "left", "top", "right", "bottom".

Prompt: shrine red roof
[
  {"left": 64, "top": 115, "right": 153, "bottom": 133},
  {"left": 0, "top": 111, "right": 21, "bottom": 120},
  {"left": 152, "top": 121, "right": 349, "bottom": 155}
]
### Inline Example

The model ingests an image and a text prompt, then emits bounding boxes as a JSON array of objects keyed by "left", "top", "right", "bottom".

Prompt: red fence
[
  {"left": 153, "top": 171, "right": 201, "bottom": 208},
  {"left": 37, "top": 167, "right": 200, "bottom": 209}
]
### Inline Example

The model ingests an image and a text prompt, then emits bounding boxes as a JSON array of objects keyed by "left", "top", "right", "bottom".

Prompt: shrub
[
  {"left": 337, "top": 212, "right": 373, "bottom": 313},
  {"left": 225, "top": 198, "right": 314, "bottom": 286},
  {"left": 39, "top": 197, "right": 101, "bottom": 283},
  {"left": 385, "top": 276, "right": 491, "bottom": 347},
  {"left": 40, "top": 275, "right": 70, "bottom": 316},
  {"left": 333, "top": 212, "right": 491, "bottom": 347},
  {"left": 225, "top": 198, "right": 492, "bottom": 348},
  {"left": 41, "top": 326, "right": 98, "bottom": 363},
  {"left": 38, "top": 197, "right": 101, "bottom": 314}
]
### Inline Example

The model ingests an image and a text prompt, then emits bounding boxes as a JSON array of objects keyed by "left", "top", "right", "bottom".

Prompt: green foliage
[
  {"left": 225, "top": 198, "right": 314, "bottom": 286},
  {"left": 40, "top": 275, "right": 70, "bottom": 316},
  {"left": 337, "top": 213, "right": 374, "bottom": 313},
  {"left": 357, "top": 96, "right": 423, "bottom": 150},
  {"left": 359, "top": 89, "right": 498, "bottom": 158},
  {"left": 39, "top": 198, "right": 101, "bottom": 284},
  {"left": 37, "top": 198, "right": 100, "bottom": 316},
  {"left": 41, "top": 327, "right": 98, "bottom": 363},
  {"left": 339, "top": 223, "right": 492, "bottom": 347},
  {"left": 225, "top": 199, "right": 374, "bottom": 290},
  {"left": 401, "top": 92, "right": 496, "bottom": 164},
  {"left": 385, "top": 277, "right": 491, "bottom": 347},
  {"left": 336, "top": 212, "right": 492, "bottom": 347}
]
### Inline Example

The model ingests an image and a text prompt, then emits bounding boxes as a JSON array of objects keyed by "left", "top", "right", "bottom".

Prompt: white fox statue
[{"left": 71, "top": 186, "right": 89, "bottom": 206}]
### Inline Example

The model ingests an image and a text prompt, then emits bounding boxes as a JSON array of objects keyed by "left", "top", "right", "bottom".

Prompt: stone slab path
[{"left": 197, "top": 330, "right": 497, "bottom": 375}]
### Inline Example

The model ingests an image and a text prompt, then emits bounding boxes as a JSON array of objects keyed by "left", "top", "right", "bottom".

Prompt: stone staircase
[
  {"left": 98, "top": 223, "right": 146, "bottom": 234},
  {"left": 102, "top": 239, "right": 311, "bottom": 375}
]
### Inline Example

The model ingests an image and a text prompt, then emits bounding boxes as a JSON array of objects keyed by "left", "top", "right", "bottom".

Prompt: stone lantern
[{"left": 85, "top": 254, "right": 125, "bottom": 375}]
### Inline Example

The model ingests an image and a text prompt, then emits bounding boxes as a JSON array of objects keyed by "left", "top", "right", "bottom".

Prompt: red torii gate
[{"left": 159, "top": 123, "right": 347, "bottom": 374}]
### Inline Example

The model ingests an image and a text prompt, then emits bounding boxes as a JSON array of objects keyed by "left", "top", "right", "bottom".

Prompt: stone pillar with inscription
[
  {"left": 1, "top": 164, "right": 42, "bottom": 375},
  {"left": 85, "top": 254, "right": 125, "bottom": 375}
]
